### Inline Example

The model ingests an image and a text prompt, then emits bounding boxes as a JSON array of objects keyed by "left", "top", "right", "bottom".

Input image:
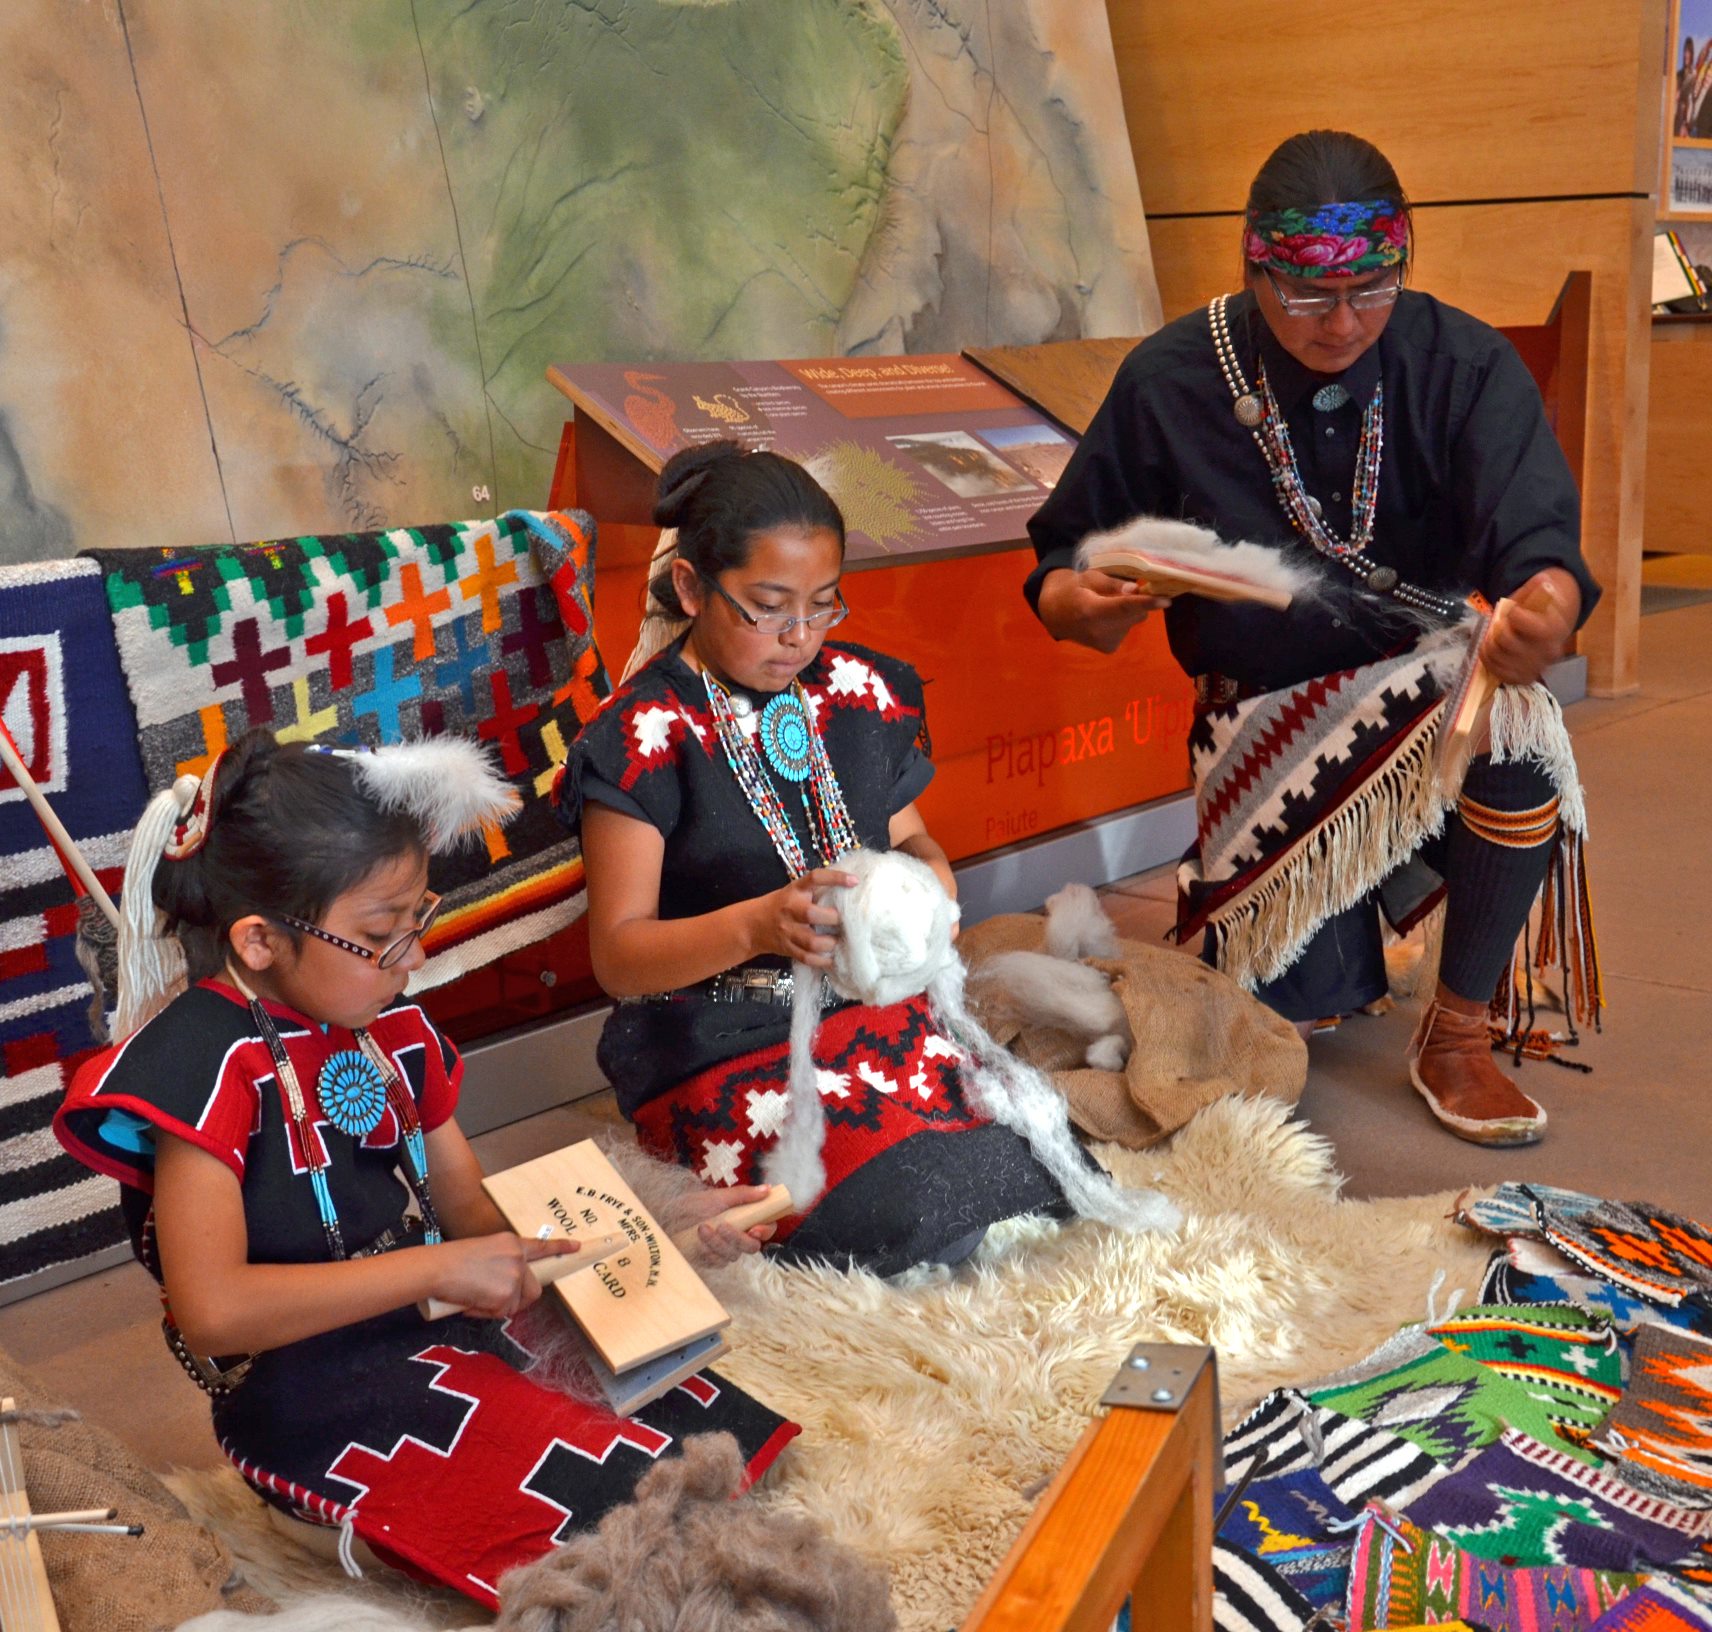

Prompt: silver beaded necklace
[{"left": 1208, "top": 295, "right": 1462, "bottom": 622}]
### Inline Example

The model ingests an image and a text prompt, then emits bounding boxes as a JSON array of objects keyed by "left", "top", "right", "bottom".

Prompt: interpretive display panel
[{"left": 549, "top": 356, "right": 1077, "bottom": 565}]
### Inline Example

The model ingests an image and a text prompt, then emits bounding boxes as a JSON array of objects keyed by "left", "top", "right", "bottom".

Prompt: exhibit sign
[{"left": 548, "top": 355, "right": 1076, "bottom": 565}]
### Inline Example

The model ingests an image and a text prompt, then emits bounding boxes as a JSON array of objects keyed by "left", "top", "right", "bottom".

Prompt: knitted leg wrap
[{"left": 1439, "top": 756, "right": 1559, "bottom": 1005}]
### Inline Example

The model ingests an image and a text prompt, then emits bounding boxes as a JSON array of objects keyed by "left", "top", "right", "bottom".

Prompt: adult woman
[
  {"left": 560, "top": 441, "right": 1067, "bottom": 1274},
  {"left": 1026, "top": 130, "right": 1600, "bottom": 1148}
]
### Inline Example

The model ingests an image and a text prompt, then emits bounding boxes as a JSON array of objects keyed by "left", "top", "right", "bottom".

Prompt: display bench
[{"left": 1644, "top": 314, "right": 1712, "bottom": 556}]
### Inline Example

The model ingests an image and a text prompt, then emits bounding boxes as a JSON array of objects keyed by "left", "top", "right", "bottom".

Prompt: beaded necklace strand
[
  {"left": 702, "top": 671, "right": 860, "bottom": 874},
  {"left": 226, "top": 967, "right": 442, "bottom": 1261},
  {"left": 1208, "top": 294, "right": 1463, "bottom": 623}
]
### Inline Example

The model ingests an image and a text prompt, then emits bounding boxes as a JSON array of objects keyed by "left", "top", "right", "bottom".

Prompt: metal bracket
[{"left": 1100, "top": 1341, "right": 1218, "bottom": 1416}]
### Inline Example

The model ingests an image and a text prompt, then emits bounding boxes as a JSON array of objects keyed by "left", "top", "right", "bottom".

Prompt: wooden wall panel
[
  {"left": 1644, "top": 326, "right": 1712, "bottom": 555},
  {"left": 1106, "top": 0, "right": 1664, "bottom": 214}
]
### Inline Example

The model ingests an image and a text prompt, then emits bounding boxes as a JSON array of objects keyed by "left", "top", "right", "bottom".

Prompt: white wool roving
[
  {"left": 1074, "top": 515, "right": 1322, "bottom": 605},
  {"left": 344, "top": 738, "right": 521, "bottom": 853},
  {"left": 760, "top": 962, "right": 834, "bottom": 1211},
  {"left": 824, "top": 847, "right": 960, "bottom": 1005},
  {"left": 1042, "top": 881, "right": 1120, "bottom": 961},
  {"left": 768, "top": 848, "right": 1178, "bottom": 1234},
  {"left": 968, "top": 950, "right": 1131, "bottom": 1059}
]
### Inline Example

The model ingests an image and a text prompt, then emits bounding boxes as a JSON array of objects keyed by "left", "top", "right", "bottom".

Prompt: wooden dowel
[
  {"left": 0, "top": 724, "right": 120, "bottom": 929},
  {"left": 12, "top": 1508, "right": 114, "bottom": 1529},
  {"left": 669, "top": 1184, "right": 794, "bottom": 1255}
]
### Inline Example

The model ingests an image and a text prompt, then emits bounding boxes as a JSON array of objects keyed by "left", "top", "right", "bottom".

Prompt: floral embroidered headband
[{"left": 1243, "top": 198, "right": 1409, "bottom": 278}]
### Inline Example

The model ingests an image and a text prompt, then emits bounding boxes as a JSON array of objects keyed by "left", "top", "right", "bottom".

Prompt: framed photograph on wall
[{"left": 1666, "top": 0, "right": 1712, "bottom": 215}]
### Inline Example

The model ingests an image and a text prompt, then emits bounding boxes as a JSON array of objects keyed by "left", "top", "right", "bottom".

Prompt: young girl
[
  {"left": 559, "top": 441, "right": 1069, "bottom": 1275},
  {"left": 54, "top": 732, "right": 795, "bottom": 1608}
]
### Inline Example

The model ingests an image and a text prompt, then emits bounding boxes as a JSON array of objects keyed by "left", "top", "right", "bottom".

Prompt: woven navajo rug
[
  {"left": 1175, "top": 635, "right": 1594, "bottom": 1026},
  {"left": 1459, "top": 1183, "right": 1608, "bottom": 1242},
  {"left": 1216, "top": 1465, "right": 1357, "bottom": 1610},
  {"left": 1542, "top": 1200, "right": 1712, "bottom": 1317},
  {"left": 86, "top": 510, "right": 608, "bottom": 990},
  {"left": 1482, "top": 1240, "right": 1712, "bottom": 1340},
  {"left": 1406, "top": 1428, "right": 1712, "bottom": 1575},
  {"left": 1175, "top": 636, "right": 1458, "bottom": 987},
  {"left": 1587, "top": 1585, "right": 1712, "bottom": 1629},
  {"left": 0, "top": 560, "right": 151, "bottom": 1290},
  {"left": 1346, "top": 1502, "right": 1644, "bottom": 1630},
  {"left": 1425, "top": 1302, "right": 1624, "bottom": 1442},
  {"left": 1213, "top": 1537, "right": 1319, "bottom": 1632},
  {"left": 1307, "top": 1325, "right": 1604, "bottom": 1468},
  {"left": 1223, "top": 1387, "right": 1451, "bottom": 1512},
  {"left": 1592, "top": 1326, "right": 1712, "bottom": 1507}
]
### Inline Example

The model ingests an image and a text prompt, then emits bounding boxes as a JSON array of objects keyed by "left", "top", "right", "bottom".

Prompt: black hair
[
  {"left": 647, "top": 441, "right": 845, "bottom": 619},
  {"left": 1245, "top": 129, "right": 1412, "bottom": 273},
  {"left": 154, "top": 730, "right": 425, "bottom": 979}
]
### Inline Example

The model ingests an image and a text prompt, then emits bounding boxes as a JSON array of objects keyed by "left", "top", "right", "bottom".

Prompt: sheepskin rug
[{"left": 167, "top": 1096, "right": 1491, "bottom": 1632}]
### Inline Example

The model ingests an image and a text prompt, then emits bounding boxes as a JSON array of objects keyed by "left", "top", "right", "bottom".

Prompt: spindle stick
[{"left": 0, "top": 723, "right": 120, "bottom": 928}]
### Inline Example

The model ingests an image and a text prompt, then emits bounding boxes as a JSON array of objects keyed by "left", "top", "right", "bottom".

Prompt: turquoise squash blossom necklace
[{"left": 703, "top": 670, "right": 860, "bottom": 873}]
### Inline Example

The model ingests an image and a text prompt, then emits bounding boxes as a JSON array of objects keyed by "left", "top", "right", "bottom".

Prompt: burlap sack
[
  {"left": 960, "top": 913, "right": 1306, "bottom": 1148},
  {"left": 0, "top": 1345, "right": 272, "bottom": 1630}
]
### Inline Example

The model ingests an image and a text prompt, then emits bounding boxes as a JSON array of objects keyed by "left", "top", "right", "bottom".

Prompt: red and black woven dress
[
  {"left": 558, "top": 637, "right": 1068, "bottom": 1277},
  {"left": 54, "top": 983, "right": 795, "bottom": 1609}
]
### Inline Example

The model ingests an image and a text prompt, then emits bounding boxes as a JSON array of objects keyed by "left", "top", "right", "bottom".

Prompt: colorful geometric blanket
[
  {"left": 1406, "top": 1429, "right": 1712, "bottom": 1575},
  {"left": 1224, "top": 1387, "right": 1451, "bottom": 1512},
  {"left": 85, "top": 511, "right": 607, "bottom": 990},
  {"left": 1592, "top": 1326, "right": 1712, "bottom": 1507},
  {"left": 1587, "top": 1585, "right": 1712, "bottom": 1629},
  {"left": 1176, "top": 638, "right": 1455, "bottom": 989},
  {"left": 1217, "top": 1466, "right": 1357, "bottom": 1609},
  {"left": 1213, "top": 1536, "right": 1319, "bottom": 1632},
  {"left": 1481, "top": 1242, "right": 1710, "bottom": 1341},
  {"left": 1175, "top": 638, "right": 1598, "bottom": 1048},
  {"left": 1308, "top": 1326, "right": 1604, "bottom": 1468},
  {"left": 1345, "top": 1503, "right": 1644, "bottom": 1630},
  {"left": 1542, "top": 1200, "right": 1712, "bottom": 1318},
  {"left": 1425, "top": 1302, "right": 1624, "bottom": 1444},
  {"left": 0, "top": 559, "right": 150, "bottom": 1290},
  {"left": 1459, "top": 1184, "right": 1607, "bottom": 1242}
]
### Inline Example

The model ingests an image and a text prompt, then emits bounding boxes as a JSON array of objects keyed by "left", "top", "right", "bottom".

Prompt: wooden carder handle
[
  {"left": 420, "top": 1228, "right": 629, "bottom": 1320},
  {"left": 669, "top": 1184, "right": 794, "bottom": 1255}
]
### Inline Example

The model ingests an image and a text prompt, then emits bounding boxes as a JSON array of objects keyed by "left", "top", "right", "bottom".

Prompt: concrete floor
[{"left": 6, "top": 587, "right": 1711, "bottom": 1477}]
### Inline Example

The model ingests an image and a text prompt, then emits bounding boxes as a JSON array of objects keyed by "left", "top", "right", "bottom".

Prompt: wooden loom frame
[{"left": 963, "top": 1344, "right": 1219, "bottom": 1632}]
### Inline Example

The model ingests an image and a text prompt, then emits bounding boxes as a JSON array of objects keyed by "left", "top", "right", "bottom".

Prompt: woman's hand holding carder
[
  {"left": 1037, "top": 567, "right": 1172, "bottom": 654},
  {"left": 672, "top": 1183, "right": 780, "bottom": 1265},
  {"left": 748, "top": 867, "right": 857, "bottom": 969},
  {"left": 1482, "top": 568, "right": 1580, "bottom": 687}
]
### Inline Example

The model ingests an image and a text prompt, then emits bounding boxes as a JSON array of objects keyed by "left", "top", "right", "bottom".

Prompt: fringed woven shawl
[{"left": 1175, "top": 633, "right": 1602, "bottom": 1047}]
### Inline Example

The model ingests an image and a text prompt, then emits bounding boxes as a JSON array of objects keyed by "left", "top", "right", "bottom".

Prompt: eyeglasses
[
  {"left": 699, "top": 572, "right": 849, "bottom": 637},
  {"left": 1265, "top": 268, "right": 1401, "bottom": 318},
  {"left": 275, "top": 893, "right": 442, "bottom": 970}
]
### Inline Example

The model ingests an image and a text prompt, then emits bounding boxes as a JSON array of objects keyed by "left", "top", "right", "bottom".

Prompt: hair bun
[{"left": 653, "top": 440, "right": 745, "bottom": 528}]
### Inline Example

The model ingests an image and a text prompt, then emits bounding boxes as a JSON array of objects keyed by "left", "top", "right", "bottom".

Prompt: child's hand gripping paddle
[
  {"left": 420, "top": 1230, "right": 628, "bottom": 1321},
  {"left": 418, "top": 1186, "right": 794, "bottom": 1321},
  {"left": 1435, "top": 581, "right": 1560, "bottom": 793}
]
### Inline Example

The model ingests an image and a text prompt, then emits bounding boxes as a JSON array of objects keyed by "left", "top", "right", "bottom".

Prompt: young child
[
  {"left": 55, "top": 731, "right": 795, "bottom": 1608},
  {"left": 559, "top": 441, "right": 1071, "bottom": 1275}
]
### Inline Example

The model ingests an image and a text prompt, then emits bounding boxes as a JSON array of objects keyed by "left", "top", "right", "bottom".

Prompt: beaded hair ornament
[
  {"left": 1242, "top": 197, "right": 1409, "bottom": 278},
  {"left": 115, "top": 736, "right": 519, "bottom": 1038}
]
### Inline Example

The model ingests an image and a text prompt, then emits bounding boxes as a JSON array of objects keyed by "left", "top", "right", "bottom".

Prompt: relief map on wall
[{"left": 0, "top": 0, "right": 1157, "bottom": 565}]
